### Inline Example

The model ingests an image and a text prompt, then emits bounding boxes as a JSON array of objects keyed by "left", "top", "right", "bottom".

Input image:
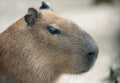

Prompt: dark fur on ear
[
  {"left": 40, "top": 1, "right": 50, "bottom": 9},
  {"left": 24, "top": 8, "right": 39, "bottom": 26}
]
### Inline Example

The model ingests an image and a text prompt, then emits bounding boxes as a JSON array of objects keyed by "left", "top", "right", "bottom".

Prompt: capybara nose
[
  {"left": 85, "top": 42, "right": 98, "bottom": 65},
  {"left": 87, "top": 42, "right": 98, "bottom": 60},
  {"left": 83, "top": 34, "right": 99, "bottom": 60}
]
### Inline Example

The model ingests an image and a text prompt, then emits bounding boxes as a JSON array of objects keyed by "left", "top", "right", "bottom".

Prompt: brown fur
[{"left": 0, "top": 9, "right": 98, "bottom": 83}]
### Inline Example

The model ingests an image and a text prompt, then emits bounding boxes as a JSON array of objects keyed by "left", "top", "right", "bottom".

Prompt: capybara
[{"left": 0, "top": 1, "right": 98, "bottom": 83}]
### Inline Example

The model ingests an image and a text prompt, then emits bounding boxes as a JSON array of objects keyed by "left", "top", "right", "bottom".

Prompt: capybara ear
[
  {"left": 24, "top": 8, "right": 39, "bottom": 26},
  {"left": 40, "top": 1, "right": 51, "bottom": 9}
]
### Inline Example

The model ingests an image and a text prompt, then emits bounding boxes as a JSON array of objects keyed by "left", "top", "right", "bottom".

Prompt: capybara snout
[{"left": 79, "top": 32, "right": 99, "bottom": 72}]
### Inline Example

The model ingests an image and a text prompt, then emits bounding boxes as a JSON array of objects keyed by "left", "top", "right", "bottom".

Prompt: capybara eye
[{"left": 47, "top": 26, "right": 61, "bottom": 35}]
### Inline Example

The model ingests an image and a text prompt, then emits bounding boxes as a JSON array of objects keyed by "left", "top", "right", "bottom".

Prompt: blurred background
[{"left": 0, "top": 0, "right": 120, "bottom": 83}]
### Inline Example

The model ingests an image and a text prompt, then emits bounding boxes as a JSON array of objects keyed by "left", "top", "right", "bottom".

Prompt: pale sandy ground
[{"left": 0, "top": 0, "right": 120, "bottom": 83}]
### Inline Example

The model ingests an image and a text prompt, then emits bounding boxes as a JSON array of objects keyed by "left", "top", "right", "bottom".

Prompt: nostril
[{"left": 87, "top": 52, "right": 96, "bottom": 59}]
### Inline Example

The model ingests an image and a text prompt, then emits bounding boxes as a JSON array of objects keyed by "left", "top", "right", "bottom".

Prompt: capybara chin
[{"left": 0, "top": 1, "right": 99, "bottom": 83}]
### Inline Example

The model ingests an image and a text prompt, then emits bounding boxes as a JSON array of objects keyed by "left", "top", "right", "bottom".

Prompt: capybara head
[{"left": 0, "top": 1, "right": 99, "bottom": 82}]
